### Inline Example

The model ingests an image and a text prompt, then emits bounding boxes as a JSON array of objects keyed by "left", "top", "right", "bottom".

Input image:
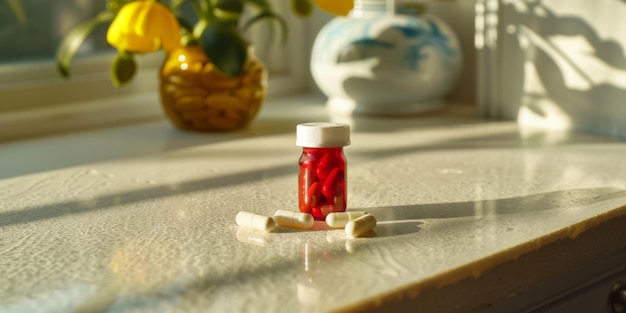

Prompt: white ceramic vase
[{"left": 311, "top": 0, "right": 463, "bottom": 115}]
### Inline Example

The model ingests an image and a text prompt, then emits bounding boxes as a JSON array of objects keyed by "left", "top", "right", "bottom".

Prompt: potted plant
[{"left": 56, "top": 0, "right": 353, "bottom": 132}]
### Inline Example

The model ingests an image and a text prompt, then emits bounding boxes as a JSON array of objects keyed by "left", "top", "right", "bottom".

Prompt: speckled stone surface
[{"left": 1, "top": 96, "right": 626, "bottom": 312}]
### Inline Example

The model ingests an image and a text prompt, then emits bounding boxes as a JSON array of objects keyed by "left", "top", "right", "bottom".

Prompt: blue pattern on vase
[
  {"left": 394, "top": 20, "right": 457, "bottom": 70},
  {"left": 315, "top": 16, "right": 457, "bottom": 71}
]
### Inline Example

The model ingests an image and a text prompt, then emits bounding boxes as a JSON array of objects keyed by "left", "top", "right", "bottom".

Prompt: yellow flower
[
  {"left": 314, "top": 0, "right": 353, "bottom": 16},
  {"left": 107, "top": 0, "right": 181, "bottom": 54}
]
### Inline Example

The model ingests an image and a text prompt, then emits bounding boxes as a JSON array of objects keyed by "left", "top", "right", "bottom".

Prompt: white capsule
[
  {"left": 236, "top": 211, "right": 276, "bottom": 232},
  {"left": 326, "top": 211, "right": 367, "bottom": 228},
  {"left": 273, "top": 209, "right": 314, "bottom": 229},
  {"left": 345, "top": 213, "right": 377, "bottom": 238}
]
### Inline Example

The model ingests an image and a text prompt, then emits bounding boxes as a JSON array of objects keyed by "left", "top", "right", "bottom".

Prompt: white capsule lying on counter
[
  {"left": 236, "top": 211, "right": 276, "bottom": 233},
  {"left": 326, "top": 211, "right": 367, "bottom": 228},
  {"left": 345, "top": 213, "right": 377, "bottom": 238},
  {"left": 273, "top": 209, "right": 315, "bottom": 229}
]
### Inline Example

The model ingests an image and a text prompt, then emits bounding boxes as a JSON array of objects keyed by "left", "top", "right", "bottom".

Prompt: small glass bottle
[{"left": 296, "top": 123, "right": 351, "bottom": 220}]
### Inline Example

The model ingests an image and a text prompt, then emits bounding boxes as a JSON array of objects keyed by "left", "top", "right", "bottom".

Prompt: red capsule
[
  {"left": 322, "top": 168, "right": 343, "bottom": 198},
  {"left": 311, "top": 205, "right": 324, "bottom": 220},
  {"left": 304, "top": 182, "right": 321, "bottom": 211},
  {"left": 316, "top": 153, "right": 340, "bottom": 180}
]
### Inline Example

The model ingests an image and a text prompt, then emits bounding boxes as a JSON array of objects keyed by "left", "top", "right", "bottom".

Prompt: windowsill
[
  {"left": 1, "top": 93, "right": 626, "bottom": 312},
  {"left": 0, "top": 92, "right": 325, "bottom": 178},
  {"left": 0, "top": 72, "right": 309, "bottom": 144}
]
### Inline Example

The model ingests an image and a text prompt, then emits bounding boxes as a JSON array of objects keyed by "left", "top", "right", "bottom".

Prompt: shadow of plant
[{"left": 500, "top": 0, "right": 626, "bottom": 138}]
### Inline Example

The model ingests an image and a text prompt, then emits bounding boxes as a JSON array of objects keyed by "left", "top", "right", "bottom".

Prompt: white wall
[{"left": 429, "top": 0, "right": 477, "bottom": 105}]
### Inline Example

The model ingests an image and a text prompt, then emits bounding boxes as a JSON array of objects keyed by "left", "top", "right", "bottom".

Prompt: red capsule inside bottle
[
  {"left": 299, "top": 147, "right": 347, "bottom": 220},
  {"left": 297, "top": 122, "right": 350, "bottom": 220}
]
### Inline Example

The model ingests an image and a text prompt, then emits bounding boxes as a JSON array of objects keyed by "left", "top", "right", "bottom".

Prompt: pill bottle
[{"left": 296, "top": 122, "right": 350, "bottom": 220}]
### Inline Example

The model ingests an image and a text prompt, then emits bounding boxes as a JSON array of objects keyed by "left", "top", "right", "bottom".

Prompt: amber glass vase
[{"left": 159, "top": 46, "right": 267, "bottom": 131}]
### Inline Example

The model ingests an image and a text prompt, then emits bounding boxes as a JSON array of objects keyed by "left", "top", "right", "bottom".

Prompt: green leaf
[
  {"left": 169, "top": 0, "right": 186, "bottom": 10},
  {"left": 56, "top": 10, "right": 114, "bottom": 78},
  {"left": 169, "top": 0, "right": 202, "bottom": 16},
  {"left": 176, "top": 15, "right": 195, "bottom": 33},
  {"left": 7, "top": 0, "right": 26, "bottom": 25},
  {"left": 213, "top": 11, "right": 241, "bottom": 25},
  {"left": 170, "top": 0, "right": 203, "bottom": 15},
  {"left": 242, "top": 11, "right": 288, "bottom": 45},
  {"left": 111, "top": 51, "right": 137, "bottom": 87},
  {"left": 213, "top": 0, "right": 243, "bottom": 31},
  {"left": 176, "top": 15, "right": 198, "bottom": 45},
  {"left": 201, "top": 0, "right": 214, "bottom": 19},
  {"left": 215, "top": 0, "right": 243, "bottom": 14},
  {"left": 291, "top": 0, "right": 313, "bottom": 17},
  {"left": 188, "top": 0, "right": 203, "bottom": 15},
  {"left": 193, "top": 18, "right": 209, "bottom": 39},
  {"left": 200, "top": 23, "right": 248, "bottom": 76}
]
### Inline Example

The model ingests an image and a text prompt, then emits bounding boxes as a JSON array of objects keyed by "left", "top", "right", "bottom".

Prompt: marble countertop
[{"left": 1, "top": 95, "right": 626, "bottom": 312}]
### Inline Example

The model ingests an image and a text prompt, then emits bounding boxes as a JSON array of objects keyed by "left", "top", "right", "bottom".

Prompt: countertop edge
[{"left": 336, "top": 203, "right": 626, "bottom": 312}]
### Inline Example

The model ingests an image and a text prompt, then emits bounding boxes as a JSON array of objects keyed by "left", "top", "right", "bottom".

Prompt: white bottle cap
[{"left": 296, "top": 122, "right": 351, "bottom": 147}]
